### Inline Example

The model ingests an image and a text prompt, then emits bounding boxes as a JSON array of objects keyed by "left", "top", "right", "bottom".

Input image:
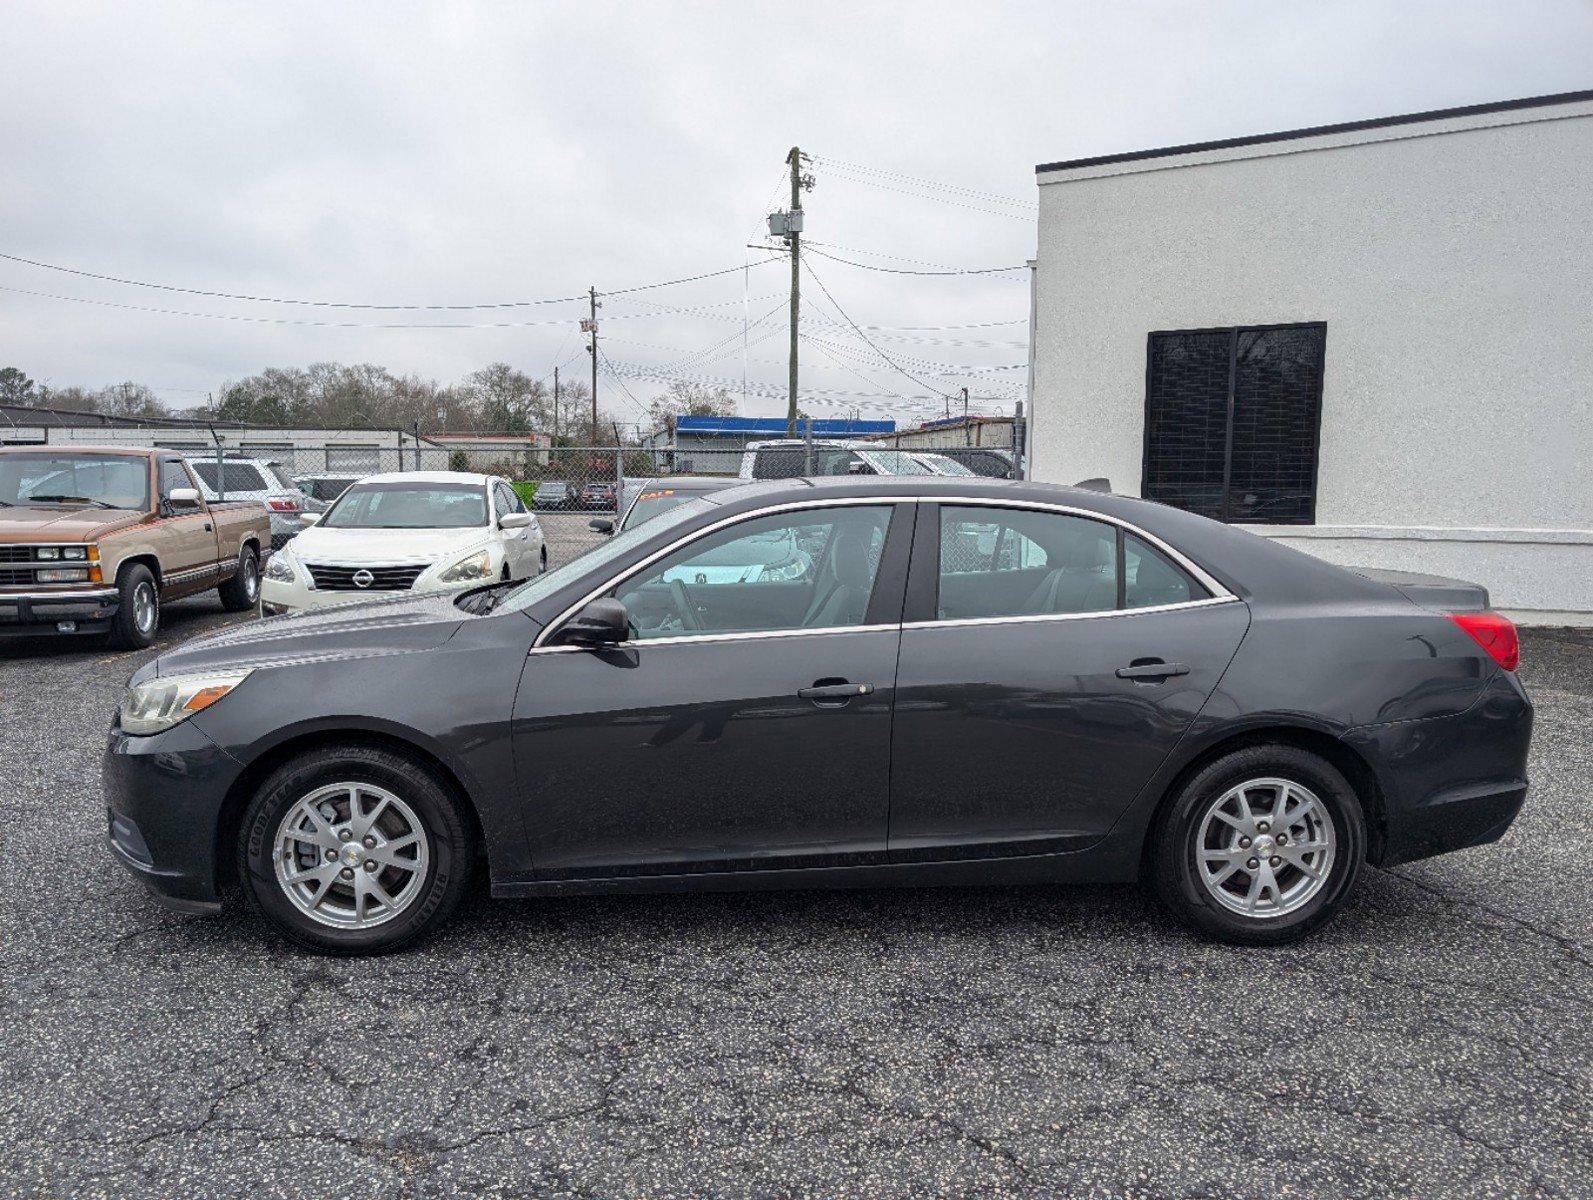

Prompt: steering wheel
[{"left": 668, "top": 578, "right": 702, "bottom": 631}]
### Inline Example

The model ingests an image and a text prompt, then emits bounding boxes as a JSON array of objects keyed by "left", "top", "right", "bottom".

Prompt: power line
[
  {"left": 803, "top": 245, "right": 1028, "bottom": 277},
  {"left": 0, "top": 251, "right": 783, "bottom": 310},
  {"left": 808, "top": 155, "right": 1037, "bottom": 210},
  {"left": 815, "top": 164, "right": 1035, "bottom": 222},
  {"left": 798, "top": 259, "right": 951, "bottom": 400}
]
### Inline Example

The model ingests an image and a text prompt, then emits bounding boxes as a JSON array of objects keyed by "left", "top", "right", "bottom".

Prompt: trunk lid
[{"left": 1352, "top": 567, "right": 1490, "bottom": 612}]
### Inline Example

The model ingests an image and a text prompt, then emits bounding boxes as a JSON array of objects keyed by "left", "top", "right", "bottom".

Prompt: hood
[
  {"left": 0, "top": 507, "right": 143, "bottom": 540},
  {"left": 286, "top": 524, "right": 492, "bottom": 563},
  {"left": 136, "top": 590, "right": 472, "bottom": 683}
]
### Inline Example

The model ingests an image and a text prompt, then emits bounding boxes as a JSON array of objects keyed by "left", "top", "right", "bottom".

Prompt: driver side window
[
  {"left": 160, "top": 461, "right": 195, "bottom": 501},
  {"left": 613, "top": 506, "right": 894, "bottom": 640}
]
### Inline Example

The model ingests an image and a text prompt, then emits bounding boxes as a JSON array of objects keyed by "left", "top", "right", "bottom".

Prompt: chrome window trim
[
  {"left": 531, "top": 492, "right": 1234, "bottom": 651},
  {"left": 532, "top": 496, "right": 913, "bottom": 650},
  {"left": 528, "top": 622, "right": 900, "bottom": 656},
  {"left": 902, "top": 594, "right": 1241, "bottom": 633}
]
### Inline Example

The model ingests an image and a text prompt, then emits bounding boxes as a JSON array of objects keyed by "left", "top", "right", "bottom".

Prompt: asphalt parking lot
[{"left": 1, "top": 567, "right": 1588, "bottom": 1196}]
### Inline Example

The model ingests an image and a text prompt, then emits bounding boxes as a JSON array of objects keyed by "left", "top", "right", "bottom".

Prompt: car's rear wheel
[
  {"left": 1152, "top": 744, "right": 1365, "bottom": 945},
  {"left": 239, "top": 744, "right": 474, "bottom": 955},
  {"left": 108, "top": 563, "right": 159, "bottom": 649},
  {"left": 217, "top": 545, "right": 260, "bottom": 611}
]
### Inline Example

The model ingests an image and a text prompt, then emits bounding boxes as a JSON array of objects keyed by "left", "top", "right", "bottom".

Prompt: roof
[
  {"left": 353, "top": 471, "right": 497, "bottom": 485},
  {"left": 0, "top": 443, "right": 159, "bottom": 457},
  {"left": 673, "top": 415, "right": 895, "bottom": 436},
  {"left": 1036, "top": 87, "right": 1593, "bottom": 174}
]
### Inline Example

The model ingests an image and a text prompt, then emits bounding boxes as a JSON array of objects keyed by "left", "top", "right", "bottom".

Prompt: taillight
[
  {"left": 267, "top": 498, "right": 300, "bottom": 512},
  {"left": 1449, "top": 611, "right": 1519, "bottom": 671}
]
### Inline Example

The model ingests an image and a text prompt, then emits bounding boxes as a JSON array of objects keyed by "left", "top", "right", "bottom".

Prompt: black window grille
[{"left": 1142, "top": 323, "right": 1325, "bottom": 524}]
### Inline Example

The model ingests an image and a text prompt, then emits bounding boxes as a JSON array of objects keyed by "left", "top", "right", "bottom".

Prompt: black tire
[
  {"left": 539, "top": 546, "right": 548, "bottom": 573},
  {"left": 1151, "top": 744, "right": 1365, "bottom": 946},
  {"left": 238, "top": 744, "right": 475, "bottom": 956},
  {"left": 108, "top": 562, "right": 159, "bottom": 649},
  {"left": 217, "top": 545, "right": 260, "bottom": 612}
]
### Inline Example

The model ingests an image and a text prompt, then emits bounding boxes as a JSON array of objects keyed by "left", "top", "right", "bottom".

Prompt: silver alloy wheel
[
  {"left": 132, "top": 582, "right": 157, "bottom": 634},
  {"left": 1196, "top": 777, "right": 1337, "bottom": 919},
  {"left": 241, "top": 553, "right": 259, "bottom": 600},
  {"left": 273, "top": 782, "right": 431, "bottom": 930}
]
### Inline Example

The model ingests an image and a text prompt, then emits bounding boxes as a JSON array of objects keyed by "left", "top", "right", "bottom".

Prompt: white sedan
[{"left": 260, "top": 471, "right": 546, "bottom": 614}]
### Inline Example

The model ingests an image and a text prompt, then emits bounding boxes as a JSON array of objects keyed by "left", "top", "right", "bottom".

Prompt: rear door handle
[
  {"left": 798, "top": 681, "right": 874, "bottom": 704},
  {"left": 1116, "top": 660, "right": 1190, "bottom": 681}
]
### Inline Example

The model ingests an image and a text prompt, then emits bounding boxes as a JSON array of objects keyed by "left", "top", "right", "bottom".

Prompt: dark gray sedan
[{"left": 104, "top": 477, "right": 1532, "bottom": 955}]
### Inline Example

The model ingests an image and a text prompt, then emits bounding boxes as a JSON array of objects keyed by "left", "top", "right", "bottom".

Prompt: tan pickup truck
[{"left": 0, "top": 446, "right": 271, "bottom": 648}]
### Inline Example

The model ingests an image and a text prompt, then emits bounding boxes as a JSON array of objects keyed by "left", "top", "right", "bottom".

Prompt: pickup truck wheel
[
  {"left": 108, "top": 563, "right": 159, "bottom": 649},
  {"left": 217, "top": 545, "right": 260, "bottom": 612},
  {"left": 239, "top": 744, "right": 475, "bottom": 956}
]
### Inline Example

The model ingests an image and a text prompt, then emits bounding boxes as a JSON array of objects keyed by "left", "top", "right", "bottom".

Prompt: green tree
[{"left": 0, "top": 366, "right": 37, "bottom": 404}]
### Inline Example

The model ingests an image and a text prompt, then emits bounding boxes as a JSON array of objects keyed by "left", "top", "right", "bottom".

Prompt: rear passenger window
[
  {"left": 1123, "top": 534, "right": 1207, "bottom": 608},
  {"left": 938, "top": 507, "right": 1117, "bottom": 619}
]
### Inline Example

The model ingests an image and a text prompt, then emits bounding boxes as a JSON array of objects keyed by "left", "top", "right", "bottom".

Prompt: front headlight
[
  {"left": 119, "top": 669, "right": 253, "bottom": 737},
  {"left": 264, "top": 554, "right": 296, "bottom": 583},
  {"left": 437, "top": 549, "right": 494, "bottom": 583}
]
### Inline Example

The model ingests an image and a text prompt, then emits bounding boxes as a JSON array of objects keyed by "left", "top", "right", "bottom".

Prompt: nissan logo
[{"left": 351, "top": 568, "right": 375, "bottom": 589}]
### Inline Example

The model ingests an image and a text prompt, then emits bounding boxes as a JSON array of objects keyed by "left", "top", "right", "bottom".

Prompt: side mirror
[
  {"left": 588, "top": 518, "right": 614, "bottom": 535},
  {"left": 299, "top": 512, "right": 321, "bottom": 525},
  {"left": 167, "top": 487, "right": 201, "bottom": 508},
  {"left": 559, "top": 597, "right": 629, "bottom": 646},
  {"left": 499, "top": 512, "right": 532, "bottom": 530}
]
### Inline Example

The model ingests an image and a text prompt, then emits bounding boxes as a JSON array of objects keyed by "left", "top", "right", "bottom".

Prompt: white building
[{"left": 1029, "top": 89, "right": 1593, "bottom": 623}]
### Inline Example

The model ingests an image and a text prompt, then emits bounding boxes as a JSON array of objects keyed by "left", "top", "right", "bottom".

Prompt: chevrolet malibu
[{"left": 105, "top": 477, "right": 1532, "bottom": 955}]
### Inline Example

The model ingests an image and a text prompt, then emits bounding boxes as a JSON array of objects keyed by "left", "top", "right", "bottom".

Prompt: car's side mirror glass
[
  {"left": 299, "top": 512, "right": 321, "bottom": 525},
  {"left": 167, "top": 487, "right": 201, "bottom": 508},
  {"left": 499, "top": 512, "right": 532, "bottom": 529},
  {"left": 559, "top": 597, "right": 629, "bottom": 646},
  {"left": 588, "top": 518, "right": 614, "bottom": 535}
]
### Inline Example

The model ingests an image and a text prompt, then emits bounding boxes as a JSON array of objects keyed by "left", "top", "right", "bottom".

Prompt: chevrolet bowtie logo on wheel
[{"left": 351, "top": 569, "right": 374, "bottom": 589}]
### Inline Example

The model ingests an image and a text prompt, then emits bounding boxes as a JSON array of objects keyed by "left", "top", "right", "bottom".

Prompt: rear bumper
[
  {"left": 103, "top": 717, "right": 245, "bottom": 910},
  {"left": 0, "top": 587, "right": 120, "bottom": 636},
  {"left": 1349, "top": 671, "right": 1534, "bottom": 867}
]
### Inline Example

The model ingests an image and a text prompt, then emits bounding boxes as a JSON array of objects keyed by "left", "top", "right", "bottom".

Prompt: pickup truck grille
[
  {"left": 0, "top": 567, "right": 36, "bottom": 586},
  {"left": 0, "top": 547, "right": 36, "bottom": 564},
  {"left": 306, "top": 563, "right": 427, "bottom": 591}
]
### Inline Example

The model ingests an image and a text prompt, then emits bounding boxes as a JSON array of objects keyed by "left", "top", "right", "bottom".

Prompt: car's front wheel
[
  {"left": 239, "top": 744, "right": 475, "bottom": 955},
  {"left": 1152, "top": 744, "right": 1365, "bottom": 945}
]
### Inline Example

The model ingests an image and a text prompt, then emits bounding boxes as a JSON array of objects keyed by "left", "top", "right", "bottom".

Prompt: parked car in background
[
  {"left": 185, "top": 456, "right": 305, "bottom": 550},
  {"left": 534, "top": 481, "right": 575, "bottom": 511},
  {"left": 737, "top": 439, "right": 939, "bottom": 480},
  {"left": 927, "top": 447, "right": 1021, "bottom": 480},
  {"left": 104, "top": 474, "right": 1532, "bottom": 954},
  {"left": 591, "top": 476, "right": 738, "bottom": 535},
  {"left": 260, "top": 471, "right": 545, "bottom": 614},
  {"left": 0, "top": 446, "right": 267, "bottom": 647},
  {"left": 294, "top": 473, "right": 364, "bottom": 513},
  {"left": 578, "top": 481, "right": 617, "bottom": 511},
  {"left": 908, "top": 452, "right": 978, "bottom": 477}
]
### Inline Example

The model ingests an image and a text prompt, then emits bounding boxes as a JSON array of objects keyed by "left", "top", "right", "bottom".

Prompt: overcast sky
[{"left": 3, "top": 1, "right": 1590, "bottom": 426}]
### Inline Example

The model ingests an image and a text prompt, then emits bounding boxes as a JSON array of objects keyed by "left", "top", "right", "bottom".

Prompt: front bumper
[
  {"left": 1350, "top": 671, "right": 1535, "bottom": 867},
  {"left": 261, "top": 557, "right": 497, "bottom": 613},
  {"left": 103, "top": 717, "right": 245, "bottom": 911},
  {"left": 0, "top": 587, "right": 120, "bottom": 637}
]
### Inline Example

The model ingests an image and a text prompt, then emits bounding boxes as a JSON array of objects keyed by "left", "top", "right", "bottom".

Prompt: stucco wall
[{"left": 1031, "top": 100, "right": 1593, "bottom": 618}]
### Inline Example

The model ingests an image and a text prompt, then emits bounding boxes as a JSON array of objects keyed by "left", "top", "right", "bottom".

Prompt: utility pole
[
  {"left": 585, "top": 286, "right": 600, "bottom": 445},
  {"left": 766, "top": 147, "right": 812, "bottom": 437},
  {"left": 552, "top": 365, "right": 560, "bottom": 444}
]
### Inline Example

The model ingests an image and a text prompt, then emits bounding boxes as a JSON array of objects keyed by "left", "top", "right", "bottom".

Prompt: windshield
[
  {"left": 0, "top": 454, "right": 150, "bottom": 509},
  {"left": 858, "top": 449, "right": 935, "bottom": 476},
  {"left": 919, "top": 454, "right": 976, "bottom": 476},
  {"left": 497, "top": 496, "right": 711, "bottom": 614},
  {"left": 191, "top": 461, "right": 269, "bottom": 492},
  {"left": 620, "top": 487, "right": 704, "bottom": 530},
  {"left": 321, "top": 481, "right": 487, "bottom": 529}
]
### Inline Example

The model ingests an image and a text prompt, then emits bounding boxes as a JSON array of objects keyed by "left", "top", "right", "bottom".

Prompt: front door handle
[
  {"left": 1116, "top": 660, "right": 1190, "bottom": 681},
  {"left": 798, "top": 680, "right": 874, "bottom": 705}
]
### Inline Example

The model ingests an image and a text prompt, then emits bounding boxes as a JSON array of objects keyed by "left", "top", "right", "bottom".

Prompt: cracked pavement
[{"left": 1, "top": 602, "right": 1589, "bottom": 1198}]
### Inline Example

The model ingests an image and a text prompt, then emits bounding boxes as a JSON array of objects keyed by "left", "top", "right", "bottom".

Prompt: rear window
[{"left": 191, "top": 462, "right": 268, "bottom": 492}]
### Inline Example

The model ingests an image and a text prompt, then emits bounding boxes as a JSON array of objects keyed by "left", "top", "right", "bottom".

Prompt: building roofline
[{"left": 1035, "top": 87, "right": 1593, "bottom": 175}]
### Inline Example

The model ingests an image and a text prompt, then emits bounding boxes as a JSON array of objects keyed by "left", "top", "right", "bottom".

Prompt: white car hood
[{"left": 289, "top": 525, "right": 490, "bottom": 563}]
